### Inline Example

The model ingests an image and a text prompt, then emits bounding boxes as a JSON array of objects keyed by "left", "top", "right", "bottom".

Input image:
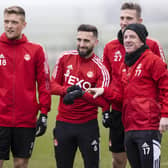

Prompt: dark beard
[{"left": 77, "top": 47, "right": 93, "bottom": 58}]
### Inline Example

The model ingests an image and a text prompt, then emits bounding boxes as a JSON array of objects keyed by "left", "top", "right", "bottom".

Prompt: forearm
[
  {"left": 103, "top": 87, "right": 123, "bottom": 104},
  {"left": 50, "top": 80, "right": 68, "bottom": 96},
  {"left": 83, "top": 92, "right": 110, "bottom": 111}
]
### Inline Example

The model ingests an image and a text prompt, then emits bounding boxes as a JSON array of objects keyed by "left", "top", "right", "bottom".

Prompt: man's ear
[{"left": 138, "top": 18, "right": 143, "bottom": 24}]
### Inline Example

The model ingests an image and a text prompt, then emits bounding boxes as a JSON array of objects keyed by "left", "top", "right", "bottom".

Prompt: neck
[{"left": 125, "top": 44, "right": 149, "bottom": 66}]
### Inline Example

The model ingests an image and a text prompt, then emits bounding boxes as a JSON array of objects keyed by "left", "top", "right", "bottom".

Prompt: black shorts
[
  {"left": 125, "top": 130, "right": 162, "bottom": 168},
  {"left": 0, "top": 127, "right": 36, "bottom": 160},
  {"left": 53, "top": 119, "right": 100, "bottom": 168},
  {"left": 109, "top": 109, "right": 125, "bottom": 153}
]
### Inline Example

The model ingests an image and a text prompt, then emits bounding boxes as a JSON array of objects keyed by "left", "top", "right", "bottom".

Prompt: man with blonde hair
[{"left": 0, "top": 6, "right": 51, "bottom": 168}]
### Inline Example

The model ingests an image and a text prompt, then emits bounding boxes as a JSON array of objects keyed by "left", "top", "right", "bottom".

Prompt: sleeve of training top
[
  {"left": 150, "top": 56, "right": 168, "bottom": 117},
  {"left": 103, "top": 64, "right": 123, "bottom": 105},
  {"left": 83, "top": 92, "right": 110, "bottom": 111},
  {"left": 150, "top": 39, "right": 166, "bottom": 62},
  {"left": 95, "top": 57, "right": 110, "bottom": 88},
  {"left": 102, "top": 44, "right": 112, "bottom": 81},
  {"left": 103, "top": 87, "right": 123, "bottom": 105},
  {"left": 50, "top": 55, "right": 68, "bottom": 96},
  {"left": 82, "top": 56, "right": 111, "bottom": 111},
  {"left": 36, "top": 46, "right": 51, "bottom": 115}
]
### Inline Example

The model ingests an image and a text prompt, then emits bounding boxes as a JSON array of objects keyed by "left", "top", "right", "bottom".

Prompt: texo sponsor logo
[{"left": 67, "top": 75, "right": 91, "bottom": 90}]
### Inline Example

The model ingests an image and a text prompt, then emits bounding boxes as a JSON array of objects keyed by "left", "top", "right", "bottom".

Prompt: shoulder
[
  {"left": 144, "top": 49, "right": 158, "bottom": 59},
  {"left": 146, "top": 37, "right": 161, "bottom": 48},
  {"left": 144, "top": 49, "right": 165, "bottom": 65},
  {"left": 146, "top": 37, "right": 165, "bottom": 62},
  {"left": 59, "top": 50, "right": 78, "bottom": 59},
  {"left": 143, "top": 50, "right": 167, "bottom": 74},
  {"left": 61, "top": 50, "right": 78, "bottom": 56},
  {"left": 26, "top": 41, "right": 42, "bottom": 48},
  {"left": 25, "top": 41, "right": 46, "bottom": 53},
  {"left": 56, "top": 50, "right": 79, "bottom": 62},
  {"left": 104, "top": 39, "right": 121, "bottom": 49},
  {"left": 91, "top": 54, "right": 109, "bottom": 72}
]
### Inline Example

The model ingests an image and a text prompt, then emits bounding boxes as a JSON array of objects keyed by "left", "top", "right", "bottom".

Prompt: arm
[
  {"left": 36, "top": 46, "right": 51, "bottom": 115},
  {"left": 151, "top": 58, "right": 168, "bottom": 117},
  {"left": 83, "top": 57, "right": 110, "bottom": 111},
  {"left": 151, "top": 57, "right": 168, "bottom": 132},
  {"left": 83, "top": 91, "right": 110, "bottom": 111},
  {"left": 149, "top": 38, "right": 166, "bottom": 62},
  {"left": 102, "top": 45, "right": 111, "bottom": 73},
  {"left": 87, "top": 87, "right": 123, "bottom": 104},
  {"left": 35, "top": 46, "right": 51, "bottom": 137},
  {"left": 50, "top": 55, "right": 68, "bottom": 96}
]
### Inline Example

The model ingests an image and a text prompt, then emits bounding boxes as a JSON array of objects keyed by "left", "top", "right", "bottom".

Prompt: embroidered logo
[
  {"left": 87, "top": 71, "right": 94, "bottom": 78},
  {"left": 24, "top": 54, "right": 31, "bottom": 61},
  {"left": 122, "top": 68, "right": 126, "bottom": 72},
  {"left": 64, "top": 65, "right": 73, "bottom": 81},
  {"left": 67, "top": 64, "right": 73, "bottom": 70},
  {"left": 142, "top": 142, "right": 150, "bottom": 155},
  {"left": 91, "top": 140, "right": 99, "bottom": 152}
]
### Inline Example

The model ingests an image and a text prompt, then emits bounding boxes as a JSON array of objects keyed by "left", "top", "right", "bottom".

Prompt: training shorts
[
  {"left": 0, "top": 127, "right": 36, "bottom": 160},
  {"left": 109, "top": 109, "right": 125, "bottom": 153}
]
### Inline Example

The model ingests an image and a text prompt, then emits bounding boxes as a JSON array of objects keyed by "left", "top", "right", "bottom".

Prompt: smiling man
[
  {"left": 87, "top": 23, "right": 168, "bottom": 168},
  {"left": 102, "top": 3, "right": 165, "bottom": 168},
  {"left": 0, "top": 6, "right": 51, "bottom": 168},
  {"left": 51, "top": 24, "right": 110, "bottom": 168}
]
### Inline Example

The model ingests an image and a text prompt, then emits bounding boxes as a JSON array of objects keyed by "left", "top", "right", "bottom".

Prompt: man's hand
[
  {"left": 86, "top": 88, "right": 104, "bottom": 99},
  {"left": 63, "top": 90, "right": 84, "bottom": 105},
  {"left": 159, "top": 117, "right": 168, "bottom": 133},
  {"left": 36, "top": 114, "right": 47, "bottom": 137},
  {"left": 102, "top": 110, "right": 112, "bottom": 128}
]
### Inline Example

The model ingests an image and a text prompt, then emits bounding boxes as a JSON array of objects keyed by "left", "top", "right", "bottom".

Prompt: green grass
[{"left": 3, "top": 96, "right": 168, "bottom": 168}]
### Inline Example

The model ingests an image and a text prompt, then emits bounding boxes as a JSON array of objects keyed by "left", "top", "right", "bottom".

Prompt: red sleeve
[
  {"left": 96, "top": 60, "right": 110, "bottom": 88},
  {"left": 36, "top": 46, "right": 51, "bottom": 115},
  {"left": 150, "top": 57, "right": 168, "bottom": 117},
  {"left": 103, "top": 87, "right": 123, "bottom": 105},
  {"left": 148, "top": 39, "right": 166, "bottom": 62},
  {"left": 82, "top": 92, "right": 110, "bottom": 111},
  {"left": 87, "top": 56, "right": 110, "bottom": 111},
  {"left": 50, "top": 55, "right": 68, "bottom": 96},
  {"left": 102, "top": 44, "right": 112, "bottom": 81}
]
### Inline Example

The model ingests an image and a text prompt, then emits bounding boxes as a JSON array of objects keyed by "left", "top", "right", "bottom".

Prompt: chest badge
[
  {"left": 24, "top": 54, "right": 31, "bottom": 61},
  {"left": 67, "top": 64, "right": 73, "bottom": 70},
  {"left": 87, "top": 71, "right": 94, "bottom": 78}
]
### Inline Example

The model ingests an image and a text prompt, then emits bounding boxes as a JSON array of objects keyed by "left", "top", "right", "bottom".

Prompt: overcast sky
[
  {"left": 0, "top": 0, "right": 104, "bottom": 7},
  {"left": 0, "top": 0, "right": 168, "bottom": 8}
]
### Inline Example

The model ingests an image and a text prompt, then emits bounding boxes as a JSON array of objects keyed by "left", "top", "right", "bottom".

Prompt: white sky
[
  {"left": 0, "top": 0, "right": 103, "bottom": 7},
  {"left": 0, "top": 0, "right": 167, "bottom": 7}
]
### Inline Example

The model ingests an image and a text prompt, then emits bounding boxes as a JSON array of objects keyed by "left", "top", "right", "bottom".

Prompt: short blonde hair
[{"left": 4, "top": 6, "right": 25, "bottom": 20}]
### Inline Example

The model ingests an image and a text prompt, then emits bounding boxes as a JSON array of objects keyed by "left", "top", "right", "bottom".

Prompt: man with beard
[
  {"left": 102, "top": 2, "right": 165, "bottom": 168},
  {"left": 50, "top": 24, "right": 110, "bottom": 168}
]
